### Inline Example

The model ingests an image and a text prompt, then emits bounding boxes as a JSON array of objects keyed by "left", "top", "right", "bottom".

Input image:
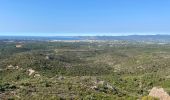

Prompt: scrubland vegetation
[{"left": 1, "top": 40, "right": 170, "bottom": 99}]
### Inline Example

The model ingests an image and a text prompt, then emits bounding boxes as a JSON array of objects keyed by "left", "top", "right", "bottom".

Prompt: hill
[{"left": 1, "top": 40, "right": 170, "bottom": 99}]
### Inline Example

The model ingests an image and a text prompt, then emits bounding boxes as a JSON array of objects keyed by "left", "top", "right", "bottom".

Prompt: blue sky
[{"left": 0, "top": 0, "right": 170, "bottom": 36}]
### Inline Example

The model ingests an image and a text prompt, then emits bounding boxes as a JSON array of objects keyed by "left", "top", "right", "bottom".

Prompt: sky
[{"left": 0, "top": 0, "right": 170, "bottom": 36}]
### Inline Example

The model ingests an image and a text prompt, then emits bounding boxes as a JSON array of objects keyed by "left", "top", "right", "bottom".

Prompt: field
[{"left": 0, "top": 40, "right": 170, "bottom": 100}]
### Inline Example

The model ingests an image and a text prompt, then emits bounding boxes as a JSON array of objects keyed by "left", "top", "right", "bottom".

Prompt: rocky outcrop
[{"left": 149, "top": 87, "right": 170, "bottom": 100}]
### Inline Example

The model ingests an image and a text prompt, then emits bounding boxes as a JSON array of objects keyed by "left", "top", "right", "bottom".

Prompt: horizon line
[
  {"left": 0, "top": 32, "right": 170, "bottom": 36},
  {"left": 0, "top": 34, "right": 170, "bottom": 37}
]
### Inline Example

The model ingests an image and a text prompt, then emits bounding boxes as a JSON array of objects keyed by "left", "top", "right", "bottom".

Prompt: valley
[{"left": 0, "top": 40, "right": 170, "bottom": 100}]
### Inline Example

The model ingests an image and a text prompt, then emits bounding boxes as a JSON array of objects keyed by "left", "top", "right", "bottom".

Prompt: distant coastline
[{"left": 0, "top": 35, "right": 170, "bottom": 43}]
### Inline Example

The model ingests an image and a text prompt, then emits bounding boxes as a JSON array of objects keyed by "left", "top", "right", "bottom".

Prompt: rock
[
  {"left": 106, "top": 83, "right": 113, "bottom": 89},
  {"left": 58, "top": 76, "right": 64, "bottom": 80},
  {"left": 16, "top": 66, "right": 19, "bottom": 69},
  {"left": 7, "top": 65, "right": 20, "bottom": 70},
  {"left": 16, "top": 44, "right": 23, "bottom": 48},
  {"left": 45, "top": 56, "right": 49, "bottom": 60},
  {"left": 149, "top": 87, "right": 170, "bottom": 100},
  {"left": 95, "top": 79, "right": 105, "bottom": 85},
  {"left": 28, "top": 69, "right": 35, "bottom": 76},
  {"left": 34, "top": 74, "right": 40, "bottom": 77},
  {"left": 98, "top": 81, "right": 105, "bottom": 85},
  {"left": 7, "top": 65, "right": 14, "bottom": 68},
  {"left": 90, "top": 86, "right": 98, "bottom": 89}
]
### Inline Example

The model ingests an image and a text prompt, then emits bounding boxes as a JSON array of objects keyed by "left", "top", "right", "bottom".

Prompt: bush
[{"left": 142, "top": 96, "right": 159, "bottom": 100}]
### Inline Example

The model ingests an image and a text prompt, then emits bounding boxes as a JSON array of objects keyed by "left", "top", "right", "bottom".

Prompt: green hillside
[{"left": 1, "top": 41, "right": 170, "bottom": 100}]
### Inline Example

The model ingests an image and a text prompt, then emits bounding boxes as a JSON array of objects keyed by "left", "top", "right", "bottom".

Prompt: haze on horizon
[{"left": 0, "top": 0, "right": 170, "bottom": 36}]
